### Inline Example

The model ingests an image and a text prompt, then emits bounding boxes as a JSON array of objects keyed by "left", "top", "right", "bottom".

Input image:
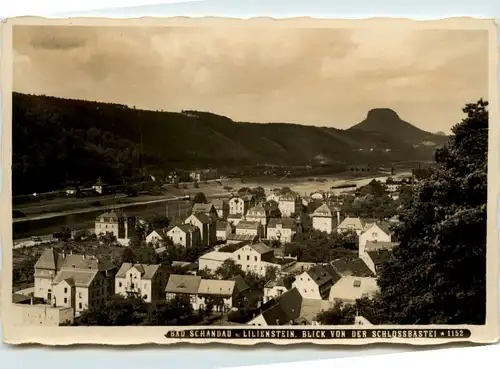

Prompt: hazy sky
[{"left": 13, "top": 25, "right": 489, "bottom": 133}]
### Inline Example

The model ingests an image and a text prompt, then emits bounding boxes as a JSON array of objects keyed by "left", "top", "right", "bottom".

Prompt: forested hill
[{"left": 12, "top": 93, "right": 446, "bottom": 195}]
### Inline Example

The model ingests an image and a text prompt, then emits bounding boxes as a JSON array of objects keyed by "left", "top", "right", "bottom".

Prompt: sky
[{"left": 12, "top": 25, "right": 489, "bottom": 133}]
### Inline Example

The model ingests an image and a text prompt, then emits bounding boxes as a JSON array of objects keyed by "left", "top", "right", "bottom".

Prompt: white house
[
  {"left": 336, "top": 217, "right": 367, "bottom": 236},
  {"left": 310, "top": 191, "right": 325, "bottom": 200},
  {"left": 292, "top": 265, "right": 342, "bottom": 300},
  {"left": 266, "top": 192, "right": 280, "bottom": 203},
  {"left": 229, "top": 195, "right": 254, "bottom": 216},
  {"left": 192, "top": 203, "right": 219, "bottom": 219},
  {"left": 235, "top": 220, "right": 263, "bottom": 239},
  {"left": 267, "top": 218, "right": 298, "bottom": 243},
  {"left": 278, "top": 195, "right": 300, "bottom": 217},
  {"left": 166, "top": 224, "right": 201, "bottom": 248},
  {"left": 195, "top": 279, "right": 237, "bottom": 313},
  {"left": 263, "top": 276, "right": 295, "bottom": 303},
  {"left": 358, "top": 222, "right": 393, "bottom": 255},
  {"left": 245, "top": 204, "right": 269, "bottom": 235},
  {"left": 185, "top": 213, "right": 216, "bottom": 246},
  {"left": 216, "top": 220, "right": 233, "bottom": 241},
  {"left": 328, "top": 276, "right": 379, "bottom": 305},
  {"left": 145, "top": 229, "right": 167, "bottom": 246},
  {"left": 115, "top": 263, "right": 166, "bottom": 303},
  {"left": 198, "top": 251, "right": 233, "bottom": 273},
  {"left": 227, "top": 213, "right": 245, "bottom": 227},
  {"left": 311, "top": 203, "right": 339, "bottom": 234},
  {"left": 232, "top": 242, "right": 287, "bottom": 277}
]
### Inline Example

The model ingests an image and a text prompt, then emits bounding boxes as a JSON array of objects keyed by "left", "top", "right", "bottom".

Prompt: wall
[
  {"left": 292, "top": 272, "right": 322, "bottom": 299},
  {"left": 12, "top": 304, "right": 74, "bottom": 326},
  {"left": 359, "top": 225, "right": 391, "bottom": 248},
  {"left": 312, "top": 217, "right": 333, "bottom": 234}
]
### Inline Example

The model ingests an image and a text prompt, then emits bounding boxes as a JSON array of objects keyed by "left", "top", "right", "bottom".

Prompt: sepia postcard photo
[{"left": 1, "top": 16, "right": 499, "bottom": 346}]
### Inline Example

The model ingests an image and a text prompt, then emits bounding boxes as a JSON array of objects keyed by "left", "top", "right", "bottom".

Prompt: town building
[
  {"left": 266, "top": 192, "right": 280, "bottom": 203},
  {"left": 362, "top": 249, "right": 393, "bottom": 276},
  {"left": 330, "top": 256, "right": 376, "bottom": 278},
  {"left": 185, "top": 213, "right": 216, "bottom": 246},
  {"left": 166, "top": 224, "right": 201, "bottom": 248},
  {"left": 198, "top": 251, "right": 233, "bottom": 273},
  {"left": 34, "top": 249, "right": 117, "bottom": 317},
  {"left": 229, "top": 195, "right": 255, "bottom": 216},
  {"left": 292, "top": 264, "right": 342, "bottom": 300},
  {"left": 216, "top": 220, "right": 233, "bottom": 241},
  {"left": 189, "top": 168, "right": 218, "bottom": 182},
  {"left": 145, "top": 229, "right": 167, "bottom": 246},
  {"left": 245, "top": 204, "right": 269, "bottom": 235},
  {"left": 278, "top": 195, "right": 300, "bottom": 217},
  {"left": 311, "top": 203, "right": 340, "bottom": 234},
  {"left": 12, "top": 303, "right": 74, "bottom": 326},
  {"left": 266, "top": 218, "right": 298, "bottom": 244},
  {"left": 211, "top": 199, "right": 230, "bottom": 219},
  {"left": 263, "top": 276, "right": 295, "bottom": 303},
  {"left": 196, "top": 279, "right": 237, "bottom": 313},
  {"left": 336, "top": 217, "right": 367, "bottom": 236},
  {"left": 165, "top": 274, "right": 201, "bottom": 307},
  {"left": 95, "top": 210, "right": 136, "bottom": 246},
  {"left": 310, "top": 191, "right": 325, "bottom": 200},
  {"left": 247, "top": 287, "right": 303, "bottom": 326},
  {"left": 226, "top": 233, "right": 258, "bottom": 244},
  {"left": 235, "top": 220, "right": 264, "bottom": 239},
  {"left": 232, "top": 242, "right": 289, "bottom": 277},
  {"left": 359, "top": 222, "right": 392, "bottom": 249},
  {"left": 192, "top": 203, "right": 219, "bottom": 219},
  {"left": 115, "top": 263, "right": 167, "bottom": 303},
  {"left": 92, "top": 177, "right": 107, "bottom": 194},
  {"left": 328, "top": 276, "right": 379, "bottom": 305}
]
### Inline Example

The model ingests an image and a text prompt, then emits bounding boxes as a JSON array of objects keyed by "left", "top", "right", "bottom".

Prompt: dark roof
[
  {"left": 226, "top": 234, "right": 257, "bottom": 242},
  {"left": 261, "top": 288, "right": 303, "bottom": 325},
  {"left": 268, "top": 218, "right": 296, "bottom": 229},
  {"left": 211, "top": 199, "right": 228, "bottom": 210},
  {"left": 306, "top": 265, "right": 342, "bottom": 288},
  {"left": 236, "top": 220, "right": 261, "bottom": 230},
  {"left": 331, "top": 257, "right": 375, "bottom": 278},
  {"left": 188, "top": 213, "right": 211, "bottom": 224},
  {"left": 231, "top": 275, "right": 250, "bottom": 294},
  {"left": 174, "top": 224, "right": 199, "bottom": 234},
  {"left": 249, "top": 242, "right": 273, "bottom": 254},
  {"left": 95, "top": 210, "right": 128, "bottom": 222},
  {"left": 116, "top": 263, "right": 160, "bottom": 279},
  {"left": 35, "top": 249, "right": 116, "bottom": 272},
  {"left": 12, "top": 293, "right": 31, "bottom": 304},
  {"left": 264, "top": 275, "right": 295, "bottom": 290},
  {"left": 367, "top": 249, "right": 393, "bottom": 266}
]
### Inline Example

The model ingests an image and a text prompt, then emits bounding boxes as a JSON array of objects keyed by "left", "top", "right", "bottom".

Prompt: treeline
[{"left": 13, "top": 93, "right": 442, "bottom": 195}]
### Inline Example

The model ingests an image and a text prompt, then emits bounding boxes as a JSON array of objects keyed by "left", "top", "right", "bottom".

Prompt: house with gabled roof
[
  {"left": 363, "top": 249, "right": 393, "bottom": 276},
  {"left": 192, "top": 203, "right": 219, "bottom": 219},
  {"left": 229, "top": 195, "right": 254, "bottom": 217},
  {"left": 278, "top": 194, "right": 301, "bottom": 217},
  {"left": 245, "top": 203, "right": 269, "bottom": 236},
  {"left": 311, "top": 203, "right": 340, "bottom": 234},
  {"left": 184, "top": 212, "right": 216, "bottom": 246},
  {"left": 328, "top": 275, "right": 379, "bottom": 306},
  {"left": 359, "top": 221, "right": 393, "bottom": 252},
  {"left": 235, "top": 220, "right": 263, "bottom": 239},
  {"left": 216, "top": 220, "right": 233, "bottom": 241},
  {"left": 247, "top": 287, "right": 303, "bottom": 326},
  {"left": 115, "top": 263, "right": 167, "bottom": 302},
  {"left": 336, "top": 217, "right": 367, "bottom": 236},
  {"left": 232, "top": 242, "right": 295, "bottom": 277},
  {"left": 263, "top": 275, "right": 296, "bottom": 303},
  {"left": 166, "top": 224, "right": 201, "bottom": 248},
  {"left": 95, "top": 210, "right": 136, "bottom": 246},
  {"left": 292, "top": 264, "right": 342, "bottom": 300},
  {"left": 34, "top": 248, "right": 117, "bottom": 316},
  {"left": 145, "top": 229, "right": 168, "bottom": 247},
  {"left": 267, "top": 217, "right": 298, "bottom": 243},
  {"left": 165, "top": 274, "right": 202, "bottom": 306},
  {"left": 211, "top": 198, "right": 229, "bottom": 219},
  {"left": 196, "top": 279, "right": 237, "bottom": 313}
]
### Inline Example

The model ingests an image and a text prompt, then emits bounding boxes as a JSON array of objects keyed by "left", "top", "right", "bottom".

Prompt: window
[
  {"left": 64, "top": 287, "right": 67, "bottom": 293},
  {"left": 180, "top": 237, "right": 183, "bottom": 242},
  {"left": 64, "top": 298, "right": 67, "bottom": 303},
  {"left": 237, "top": 255, "right": 241, "bottom": 260},
  {"left": 353, "top": 280, "right": 361, "bottom": 288},
  {"left": 78, "top": 292, "right": 82, "bottom": 298},
  {"left": 79, "top": 303, "right": 82, "bottom": 309},
  {"left": 254, "top": 256, "right": 257, "bottom": 262},
  {"left": 119, "top": 282, "right": 122, "bottom": 287},
  {"left": 372, "top": 232, "right": 378, "bottom": 237},
  {"left": 246, "top": 255, "right": 250, "bottom": 261},
  {"left": 143, "top": 295, "right": 148, "bottom": 300}
]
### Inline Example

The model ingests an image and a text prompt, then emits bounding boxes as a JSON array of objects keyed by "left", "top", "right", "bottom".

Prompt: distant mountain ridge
[
  {"left": 348, "top": 108, "right": 447, "bottom": 146},
  {"left": 12, "top": 93, "right": 448, "bottom": 194}
]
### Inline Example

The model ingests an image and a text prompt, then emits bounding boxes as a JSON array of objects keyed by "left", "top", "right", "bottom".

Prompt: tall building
[{"left": 95, "top": 210, "right": 136, "bottom": 246}]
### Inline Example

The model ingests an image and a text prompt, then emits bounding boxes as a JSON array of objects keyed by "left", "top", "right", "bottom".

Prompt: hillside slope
[{"left": 12, "top": 93, "right": 446, "bottom": 194}]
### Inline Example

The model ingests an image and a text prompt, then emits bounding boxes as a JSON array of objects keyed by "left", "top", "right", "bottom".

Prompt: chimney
[
  {"left": 30, "top": 296, "right": 34, "bottom": 305},
  {"left": 336, "top": 211, "right": 341, "bottom": 224}
]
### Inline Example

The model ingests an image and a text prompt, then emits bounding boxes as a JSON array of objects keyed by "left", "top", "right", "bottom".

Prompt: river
[{"left": 13, "top": 199, "right": 194, "bottom": 240}]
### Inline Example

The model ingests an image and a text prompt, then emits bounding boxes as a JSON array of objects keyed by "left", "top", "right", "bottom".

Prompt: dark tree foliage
[
  {"left": 376, "top": 99, "right": 488, "bottom": 324},
  {"left": 192, "top": 192, "right": 207, "bottom": 205}
]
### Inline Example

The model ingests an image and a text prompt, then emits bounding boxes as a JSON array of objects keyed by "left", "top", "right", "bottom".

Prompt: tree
[
  {"left": 265, "top": 266, "right": 279, "bottom": 282},
  {"left": 121, "top": 247, "right": 136, "bottom": 263},
  {"left": 215, "top": 259, "right": 244, "bottom": 280},
  {"left": 315, "top": 302, "right": 356, "bottom": 325},
  {"left": 375, "top": 99, "right": 488, "bottom": 324},
  {"left": 148, "top": 214, "right": 170, "bottom": 230},
  {"left": 192, "top": 192, "right": 207, "bottom": 205}
]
